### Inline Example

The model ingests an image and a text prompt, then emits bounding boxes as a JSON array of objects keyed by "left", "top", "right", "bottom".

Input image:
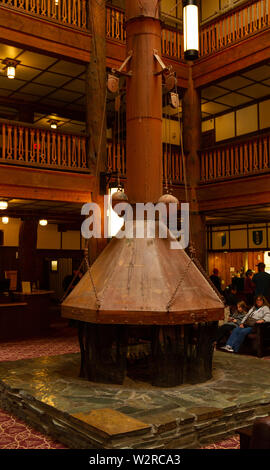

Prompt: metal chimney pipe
[{"left": 126, "top": 0, "right": 163, "bottom": 204}]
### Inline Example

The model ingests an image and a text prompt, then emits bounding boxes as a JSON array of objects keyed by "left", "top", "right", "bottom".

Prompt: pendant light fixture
[
  {"left": 183, "top": 0, "right": 199, "bottom": 61},
  {"left": 2, "top": 58, "right": 20, "bottom": 79}
]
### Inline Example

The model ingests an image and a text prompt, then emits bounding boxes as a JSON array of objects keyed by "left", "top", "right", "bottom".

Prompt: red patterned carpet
[
  {"left": 0, "top": 326, "right": 241, "bottom": 449},
  {"left": 203, "top": 435, "right": 240, "bottom": 449},
  {"left": 0, "top": 324, "right": 78, "bottom": 449}
]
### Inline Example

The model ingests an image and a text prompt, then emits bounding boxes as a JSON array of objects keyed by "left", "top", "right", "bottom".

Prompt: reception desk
[{"left": 0, "top": 291, "right": 54, "bottom": 340}]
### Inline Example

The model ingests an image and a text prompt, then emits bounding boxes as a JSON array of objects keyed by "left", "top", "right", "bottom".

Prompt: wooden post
[
  {"left": 85, "top": 0, "right": 107, "bottom": 263},
  {"left": 126, "top": 0, "right": 162, "bottom": 204},
  {"left": 86, "top": 0, "right": 106, "bottom": 176},
  {"left": 18, "top": 218, "right": 38, "bottom": 284},
  {"left": 182, "top": 64, "right": 206, "bottom": 268}
]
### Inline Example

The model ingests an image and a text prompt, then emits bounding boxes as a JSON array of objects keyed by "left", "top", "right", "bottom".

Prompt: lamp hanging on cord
[{"left": 183, "top": 0, "right": 199, "bottom": 61}]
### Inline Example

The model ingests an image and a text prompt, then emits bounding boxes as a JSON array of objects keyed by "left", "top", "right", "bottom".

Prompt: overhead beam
[
  {"left": 0, "top": 96, "right": 85, "bottom": 123},
  {"left": 198, "top": 173, "right": 270, "bottom": 212},
  {"left": 0, "top": 6, "right": 91, "bottom": 63},
  {"left": 193, "top": 29, "right": 270, "bottom": 88},
  {"left": 0, "top": 164, "right": 94, "bottom": 203}
]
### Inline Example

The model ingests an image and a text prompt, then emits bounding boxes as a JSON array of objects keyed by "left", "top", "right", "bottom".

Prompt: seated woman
[
  {"left": 221, "top": 295, "right": 270, "bottom": 353},
  {"left": 215, "top": 301, "right": 248, "bottom": 347}
]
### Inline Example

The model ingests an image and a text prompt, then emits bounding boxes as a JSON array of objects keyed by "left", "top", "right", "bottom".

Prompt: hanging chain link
[
  {"left": 60, "top": 257, "right": 85, "bottom": 303},
  {"left": 166, "top": 256, "right": 193, "bottom": 313},
  {"left": 84, "top": 244, "right": 101, "bottom": 310},
  {"left": 165, "top": 83, "right": 195, "bottom": 313}
]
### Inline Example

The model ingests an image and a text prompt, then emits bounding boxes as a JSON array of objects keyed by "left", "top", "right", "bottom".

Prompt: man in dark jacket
[
  {"left": 210, "top": 268, "right": 222, "bottom": 293},
  {"left": 252, "top": 263, "right": 270, "bottom": 300}
]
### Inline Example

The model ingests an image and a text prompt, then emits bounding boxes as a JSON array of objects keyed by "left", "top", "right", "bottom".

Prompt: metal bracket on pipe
[
  {"left": 112, "top": 51, "right": 133, "bottom": 77},
  {"left": 153, "top": 49, "right": 172, "bottom": 76},
  {"left": 153, "top": 50, "right": 177, "bottom": 91}
]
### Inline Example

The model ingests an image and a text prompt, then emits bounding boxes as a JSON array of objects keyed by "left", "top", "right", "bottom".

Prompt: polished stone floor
[{"left": 0, "top": 351, "right": 270, "bottom": 448}]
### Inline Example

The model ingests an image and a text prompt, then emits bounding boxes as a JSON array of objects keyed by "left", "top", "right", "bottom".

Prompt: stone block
[
  {"left": 72, "top": 408, "right": 151, "bottom": 439},
  {"left": 187, "top": 406, "right": 224, "bottom": 422}
]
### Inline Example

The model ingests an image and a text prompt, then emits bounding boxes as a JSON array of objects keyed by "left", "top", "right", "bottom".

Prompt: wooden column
[
  {"left": 182, "top": 64, "right": 206, "bottom": 268},
  {"left": 18, "top": 219, "right": 38, "bottom": 283},
  {"left": 126, "top": 0, "right": 163, "bottom": 204},
  {"left": 86, "top": 0, "right": 107, "bottom": 263},
  {"left": 86, "top": 0, "right": 106, "bottom": 175}
]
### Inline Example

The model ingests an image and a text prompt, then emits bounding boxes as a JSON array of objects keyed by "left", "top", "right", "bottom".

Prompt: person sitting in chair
[
  {"left": 221, "top": 295, "right": 270, "bottom": 353},
  {"left": 215, "top": 301, "right": 248, "bottom": 348}
]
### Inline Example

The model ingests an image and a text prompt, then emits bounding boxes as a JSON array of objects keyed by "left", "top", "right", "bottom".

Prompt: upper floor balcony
[
  {"left": 0, "top": 118, "right": 185, "bottom": 188},
  {"left": 0, "top": 0, "right": 269, "bottom": 63},
  {"left": 0, "top": 119, "right": 88, "bottom": 172},
  {"left": 0, "top": 0, "right": 88, "bottom": 30},
  {"left": 200, "top": 130, "right": 270, "bottom": 184}
]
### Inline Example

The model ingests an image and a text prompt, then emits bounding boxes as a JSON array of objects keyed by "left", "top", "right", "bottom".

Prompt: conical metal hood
[{"left": 62, "top": 221, "right": 224, "bottom": 325}]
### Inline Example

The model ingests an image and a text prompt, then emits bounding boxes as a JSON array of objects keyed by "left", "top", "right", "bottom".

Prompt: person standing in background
[
  {"left": 244, "top": 269, "right": 255, "bottom": 306},
  {"left": 210, "top": 268, "right": 222, "bottom": 293},
  {"left": 252, "top": 263, "right": 270, "bottom": 301}
]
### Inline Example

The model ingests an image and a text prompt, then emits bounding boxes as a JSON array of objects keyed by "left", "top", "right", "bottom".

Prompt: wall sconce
[
  {"left": 2, "top": 217, "right": 9, "bottom": 224},
  {"left": 183, "top": 0, "right": 199, "bottom": 61},
  {"left": 0, "top": 201, "right": 8, "bottom": 210},
  {"left": 2, "top": 58, "right": 20, "bottom": 79},
  {"left": 39, "top": 219, "right": 48, "bottom": 226}
]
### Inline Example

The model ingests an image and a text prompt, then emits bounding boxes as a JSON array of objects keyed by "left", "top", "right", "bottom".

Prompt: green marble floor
[
  {"left": 0, "top": 352, "right": 270, "bottom": 448},
  {"left": 1, "top": 351, "right": 270, "bottom": 417}
]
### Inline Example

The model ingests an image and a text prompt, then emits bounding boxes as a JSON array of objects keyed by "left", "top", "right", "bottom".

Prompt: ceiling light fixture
[
  {"left": 39, "top": 219, "right": 48, "bottom": 226},
  {"left": 2, "top": 58, "right": 20, "bottom": 79},
  {"left": 183, "top": 0, "right": 199, "bottom": 61},
  {"left": 49, "top": 120, "right": 58, "bottom": 130},
  {"left": 0, "top": 201, "right": 8, "bottom": 210}
]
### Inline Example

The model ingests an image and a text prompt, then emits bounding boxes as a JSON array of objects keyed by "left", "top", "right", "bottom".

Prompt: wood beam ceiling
[{"left": 193, "top": 29, "right": 270, "bottom": 89}]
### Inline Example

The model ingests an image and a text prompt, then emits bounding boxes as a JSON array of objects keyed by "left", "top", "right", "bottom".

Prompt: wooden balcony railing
[
  {"left": 106, "top": 1, "right": 270, "bottom": 60},
  {"left": 0, "top": 122, "right": 88, "bottom": 172},
  {"left": 161, "top": 26, "right": 183, "bottom": 61},
  {"left": 106, "top": 4, "right": 125, "bottom": 42},
  {"left": 1, "top": 1, "right": 269, "bottom": 58},
  {"left": 200, "top": 133, "right": 270, "bottom": 183},
  {"left": 107, "top": 141, "right": 184, "bottom": 184},
  {"left": 106, "top": 5, "right": 184, "bottom": 60},
  {"left": 200, "top": 0, "right": 270, "bottom": 57},
  {"left": 0, "top": 0, "right": 87, "bottom": 29}
]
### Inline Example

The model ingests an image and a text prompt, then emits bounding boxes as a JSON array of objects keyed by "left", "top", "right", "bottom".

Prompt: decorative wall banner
[
  {"left": 252, "top": 230, "right": 263, "bottom": 246},
  {"left": 221, "top": 233, "right": 227, "bottom": 247},
  {"left": 210, "top": 224, "right": 269, "bottom": 251}
]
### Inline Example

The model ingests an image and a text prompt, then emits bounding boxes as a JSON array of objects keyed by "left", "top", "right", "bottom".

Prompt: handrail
[
  {"left": 0, "top": 122, "right": 88, "bottom": 172},
  {"left": 0, "top": 1, "right": 268, "bottom": 58},
  {"left": 0, "top": 0, "right": 88, "bottom": 30},
  {"left": 200, "top": 0, "right": 270, "bottom": 57},
  {"left": 106, "top": 140, "right": 184, "bottom": 184},
  {"left": 200, "top": 131, "right": 270, "bottom": 182}
]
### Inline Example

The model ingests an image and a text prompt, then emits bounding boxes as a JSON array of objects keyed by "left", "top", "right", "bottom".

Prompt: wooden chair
[
  {"left": 237, "top": 416, "right": 270, "bottom": 449},
  {"left": 240, "top": 322, "right": 270, "bottom": 357}
]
